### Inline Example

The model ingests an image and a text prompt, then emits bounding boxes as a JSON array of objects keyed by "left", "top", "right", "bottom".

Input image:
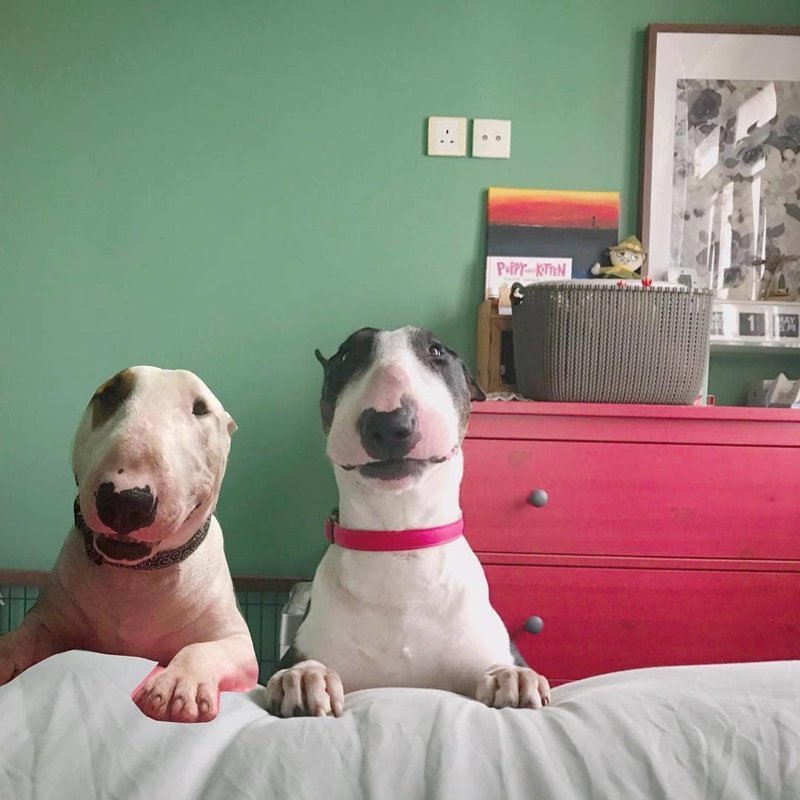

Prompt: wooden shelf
[{"left": 476, "top": 298, "right": 516, "bottom": 393}]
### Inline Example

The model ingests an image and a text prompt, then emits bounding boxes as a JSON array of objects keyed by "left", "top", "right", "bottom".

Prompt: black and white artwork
[{"left": 670, "top": 78, "right": 800, "bottom": 296}]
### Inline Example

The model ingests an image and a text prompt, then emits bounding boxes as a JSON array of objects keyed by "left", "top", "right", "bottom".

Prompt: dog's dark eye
[
  {"left": 340, "top": 351, "right": 349, "bottom": 363},
  {"left": 192, "top": 398, "right": 210, "bottom": 416},
  {"left": 428, "top": 343, "right": 445, "bottom": 358}
]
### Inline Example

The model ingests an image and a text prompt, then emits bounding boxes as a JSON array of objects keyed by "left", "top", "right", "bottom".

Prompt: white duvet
[{"left": 1, "top": 652, "right": 798, "bottom": 799}]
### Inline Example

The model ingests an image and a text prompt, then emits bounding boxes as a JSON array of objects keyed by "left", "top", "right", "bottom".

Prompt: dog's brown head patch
[{"left": 91, "top": 369, "right": 135, "bottom": 428}]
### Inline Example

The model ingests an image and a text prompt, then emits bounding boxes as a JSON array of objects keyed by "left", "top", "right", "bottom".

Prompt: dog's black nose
[
  {"left": 358, "top": 401, "right": 421, "bottom": 460},
  {"left": 95, "top": 482, "right": 157, "bottom": 534}
]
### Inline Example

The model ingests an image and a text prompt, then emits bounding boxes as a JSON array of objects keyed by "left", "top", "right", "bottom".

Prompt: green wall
[
  {"left": 2, "top": 0, "right": 799, "bottom": 576},
  {"left": 709, "top": 351, "right": 800, "bottom": 406}
]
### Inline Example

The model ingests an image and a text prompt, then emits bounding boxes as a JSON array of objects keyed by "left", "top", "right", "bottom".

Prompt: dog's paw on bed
[
  {"left": 475, "top": 665, "right": 551, "bottom": 710},
  {"left": 264, "top": 660, "right": 345, "bottom": 718},
  {"left": 131, "top": 664, "right": 220, "bottom": 723}
]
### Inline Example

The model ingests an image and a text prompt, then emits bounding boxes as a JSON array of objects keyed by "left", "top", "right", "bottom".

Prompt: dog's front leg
[
  {"left": 131, "top": 633, "right": 258, "bottom": 723},
  {"left": 0, "top": 615, "right": 67, "bottom": 686},
  {"left": 264, "top": 659, "right": 345, "bottom": 718},
  {"left": 475, "top": 664, "right": 551, "bottom": 710}
]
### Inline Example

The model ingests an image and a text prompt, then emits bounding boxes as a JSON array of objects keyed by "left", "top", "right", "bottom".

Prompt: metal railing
[{"left": 0, "top": 571, "right": 306, "bottom": 684}]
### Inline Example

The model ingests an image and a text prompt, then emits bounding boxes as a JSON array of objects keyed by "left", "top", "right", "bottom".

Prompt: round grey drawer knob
[
  {"left": 524, "top": 616, "right": 544, "bottom": 634},
  {"left": 527, "top": 489, "right": 548, "bottom": 508}
]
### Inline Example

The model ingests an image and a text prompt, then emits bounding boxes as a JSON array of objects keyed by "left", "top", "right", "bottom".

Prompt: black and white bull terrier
[
  {"left": 265, "top": 326, "right": 550, "bottom": 717},
  {"left": 0, "top": 367, "right": 258, "bottom": 723}
]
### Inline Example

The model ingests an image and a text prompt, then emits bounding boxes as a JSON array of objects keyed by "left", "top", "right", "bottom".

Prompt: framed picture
[{"left": 639, "top": 24, "right": 800, "bottom": 298}]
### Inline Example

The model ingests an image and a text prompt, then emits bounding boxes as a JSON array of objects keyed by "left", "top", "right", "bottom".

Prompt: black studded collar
[{"left": 73, "top": 496, "right": 211, "bottom": 571}]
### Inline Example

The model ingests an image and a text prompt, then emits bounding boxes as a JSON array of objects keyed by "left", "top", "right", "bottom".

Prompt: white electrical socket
[
  {"left": 472, "top": 119, "right": 511, "bottom": 159},
  {"left": 427, "top": 116, "right": 467, "bottom": 157}
]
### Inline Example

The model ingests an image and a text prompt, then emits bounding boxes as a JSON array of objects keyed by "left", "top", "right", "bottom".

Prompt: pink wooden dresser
[{"left": 461, "top": 401, "right": 800, "bottom": 685}]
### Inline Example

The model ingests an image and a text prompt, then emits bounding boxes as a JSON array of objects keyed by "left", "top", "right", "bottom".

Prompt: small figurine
[
  {"left": 591, "top": 235, "right": 647, "bottom": 280},
  {"left": 759, "top": 255, "right": 800, "bottom": 301}
]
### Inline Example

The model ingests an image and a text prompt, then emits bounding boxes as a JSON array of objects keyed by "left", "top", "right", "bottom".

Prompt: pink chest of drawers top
[{"left": 466, "top": 401, "right": 800, "bottom": 446}]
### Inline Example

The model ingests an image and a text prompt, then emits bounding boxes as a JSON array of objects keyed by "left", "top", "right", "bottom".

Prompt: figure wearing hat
[{"left": 591, "top": 236, "right": 647, "bottom": 280}]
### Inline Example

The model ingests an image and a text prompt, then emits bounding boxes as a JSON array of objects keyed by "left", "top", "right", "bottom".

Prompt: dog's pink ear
[{"left": 226, "top": 414, "right": 238, "bottom": 435}]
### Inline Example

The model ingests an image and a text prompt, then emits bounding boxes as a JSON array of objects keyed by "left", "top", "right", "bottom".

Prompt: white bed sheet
[{"left": 1, "top": 652, "right": 798, "bottom": 799}]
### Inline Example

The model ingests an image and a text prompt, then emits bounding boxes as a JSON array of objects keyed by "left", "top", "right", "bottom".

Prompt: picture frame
[{"left": 639, "top": 24, "right": 800, "bottom": 297}]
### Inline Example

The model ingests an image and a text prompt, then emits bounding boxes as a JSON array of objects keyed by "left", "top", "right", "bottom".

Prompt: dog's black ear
[
  {"left": 314, "top": 349, "right": 329, "bottom": 370},
  {"left": 463, "top": 363, "right": 486, "bottom": 402}
]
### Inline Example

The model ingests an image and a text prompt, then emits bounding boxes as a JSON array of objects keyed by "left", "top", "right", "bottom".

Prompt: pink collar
[{"left": 324, "top": 516, "right": 464, "bottom": 551}]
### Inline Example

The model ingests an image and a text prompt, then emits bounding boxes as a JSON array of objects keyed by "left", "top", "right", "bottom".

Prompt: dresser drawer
[
  {"left": 487, "top": 564, "right": 800, "bottom": 684},
  {"left": 463, "top": 439, "right": 800, "bottom": 560}
]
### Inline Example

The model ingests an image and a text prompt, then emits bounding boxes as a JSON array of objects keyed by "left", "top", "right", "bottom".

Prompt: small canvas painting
[{"left": 485, "top": 187, "right": 620, "bottom": 298}]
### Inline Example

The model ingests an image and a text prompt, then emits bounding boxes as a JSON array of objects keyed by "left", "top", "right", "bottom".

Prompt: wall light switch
[
  {"left": 427, "top": 116, "right": 467, "bottom": 157},
  {"left": 472, "top": 119, "right": 511, "bottom": 159}
]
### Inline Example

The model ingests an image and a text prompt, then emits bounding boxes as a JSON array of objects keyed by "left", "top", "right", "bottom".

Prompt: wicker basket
[{"left": 511, "top": 281, "right": 713, "bottom": 404}]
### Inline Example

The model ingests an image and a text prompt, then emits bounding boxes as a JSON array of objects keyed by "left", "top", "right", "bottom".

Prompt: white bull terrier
[
  {"left": 265, "top": 326, "right": 550, "bottom": 717},
  {"left": 0, "top": 367, "right": 258, "bottom": 723}
]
